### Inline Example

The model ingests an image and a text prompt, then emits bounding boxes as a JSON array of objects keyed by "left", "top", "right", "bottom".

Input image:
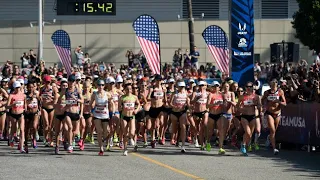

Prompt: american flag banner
[
  {"left": 51, "top": 30, "right": 72, "bottom": 75},
  {"left": 202, "top": 25, "right": 229, "bottom": 74},
  {"left": 132, "top": 14, "right": 161, "bottom": 75}
]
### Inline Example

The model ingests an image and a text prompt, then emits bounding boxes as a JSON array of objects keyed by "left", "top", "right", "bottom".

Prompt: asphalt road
[{"left": 0, "top": 140, "right": 319, "bottom": 180}]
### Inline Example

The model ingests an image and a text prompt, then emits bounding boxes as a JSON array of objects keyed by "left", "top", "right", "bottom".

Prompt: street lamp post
[{"left": 39, "top": 0, "right": 43, "bottom": 61}]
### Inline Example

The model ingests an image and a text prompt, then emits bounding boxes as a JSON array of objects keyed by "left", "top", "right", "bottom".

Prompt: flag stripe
[
  {"left": 202, "top": 25, "right": 229, "bottom": 74},
  {"left": 51, "top": 30, "right": 72, "bottom": 76},
  {"left": 133, "top": 15, "right": 161, "bottom": 75}
]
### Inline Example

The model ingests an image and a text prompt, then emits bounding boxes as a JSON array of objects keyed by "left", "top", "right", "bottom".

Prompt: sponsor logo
[
  {"left": 233, "top": 51, "right": 252, "bottom": 56},
  {"left": 238, "top": 38, "right": 247, "bottom": 48},
  {"left": 280, "top": 116, "right": 306, "bottom": 128},
  {"left": 238, "top": 23, "right": 247, "bottom": 35}
]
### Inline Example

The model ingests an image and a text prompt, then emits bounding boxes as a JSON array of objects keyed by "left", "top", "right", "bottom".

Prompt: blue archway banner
[{"left": 230, "top": 0, "right": 254, "bottom": 86}]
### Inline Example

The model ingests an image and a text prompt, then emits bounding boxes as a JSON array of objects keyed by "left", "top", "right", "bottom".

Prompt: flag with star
[
  {"left": 133, "top": 14, "right": 161, "bottom": 75},
  {"left": 202, "top": 25, "right": 229, "bottom": 74},
  {"left": 51, "top": 30, "right": 72, "bottom": 75}
]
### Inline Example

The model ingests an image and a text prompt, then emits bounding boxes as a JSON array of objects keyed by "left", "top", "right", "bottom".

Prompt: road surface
[{"left": 0, "top": 141, "right": 319, "bottom": 180}]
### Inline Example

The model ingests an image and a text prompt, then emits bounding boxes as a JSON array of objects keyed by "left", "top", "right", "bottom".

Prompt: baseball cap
[
  {"left": 61, "top": 78, "right": 68, "bottom": 83},
  {"left": 168, "top": 78, "right": 175, "bottom": 83},
  {"left": 97, "top": 79, "right": 105, "bottom": 85},
  {"left": 177, "top": 81, "right": 186, "bottom": 87},
  {"left": 43, "top": 75, "right": 51, "bottom": 83},
  {"left": 17, "top": 78, "right": 24, "bottom": 85},
  {"left": 210, "top": 81, "right": 220, "bottom": 87},
  {"left": 68, "top": 75, "right": 76, "bottom": 82},
  {"left": 13, "top": 81, "right": 21, "bottom": 88},
  {"left": 106, "top": 77, "right": 115, "bottom": 84},
  {"left": 189, "top": 79, "right": 195, "bottom": 83},
  {"left": 75, "top": 72, "right": 81, "bottom": 80},
  {"left": 154, "top": 74, "right": 162, "bottom": 80},
  {"left": 116, "top": 75, "right": 123, "bottom": 83},
  {"left": 93, "top": 75, "right": 99, "bottom": 79},
  {"left": 2, "top": 78, "right": 9, "bottom": 82},
  {"left": 198, "top": 81, "right": 207, "bottom": 86}
]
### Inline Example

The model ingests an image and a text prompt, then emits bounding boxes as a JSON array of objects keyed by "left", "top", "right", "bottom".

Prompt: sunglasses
[
  {"left": 246, "top": 85, "right": 253, "bottom": 88},
  {"left": 133, "top": 87, "right": 138, "bottom": 89},
  {"left": 238, "top": 90, "right": 244, "bottom": 92},
  {"left": 199, "top": 85, "right": 205, "bottom": 87},
  {"left": 98, "top": 84, "right": 104, "bottom": 86}
]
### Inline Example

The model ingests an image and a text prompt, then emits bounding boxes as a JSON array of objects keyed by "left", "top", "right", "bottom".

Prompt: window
[
  {"left": 182, "top": 0, "right": 219, "bottom": 19},
  {"left": 261, "top": 0, "right": 288, "bottom": 19}
]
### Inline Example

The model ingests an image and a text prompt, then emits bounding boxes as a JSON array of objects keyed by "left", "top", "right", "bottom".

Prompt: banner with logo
[
  {"left": 277, "top": 103, "right": 320, "bottom": 146},
  {"left": 230, "top": 0, "right": 254, "bottom": 86}
]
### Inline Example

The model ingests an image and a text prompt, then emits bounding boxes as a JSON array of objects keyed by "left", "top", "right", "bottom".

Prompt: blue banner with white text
[{"left": 231, "top": 0, "right": 254, "bottom": 86}]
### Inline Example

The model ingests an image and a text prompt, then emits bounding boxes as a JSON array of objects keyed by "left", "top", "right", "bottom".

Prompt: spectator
[
  {"left": 84, "top": 53, "right": 91, "bottom": 64},
  {"left": 172, "top": 50, "right": 181, "bottom": 68},
  {"left": 183, "top": 49, "right": 191, "bottom": 69},
  {"left": 125, "top": 49, "right": 135, "bottom": 68},
  {"left": 74, "top": 46, "right": 84, "bottom": 66},
  {"left": 190, "top": 46, "right": 200, "bottom": 69},
  {"left": 28, "top": 49, "right": 37, "bottom": 67},
  {"left": 254, "top": 61, "right": 261, "bottom": 73},
  {"left": 20, "top": 52, "right": 29, "bottom": 68}
]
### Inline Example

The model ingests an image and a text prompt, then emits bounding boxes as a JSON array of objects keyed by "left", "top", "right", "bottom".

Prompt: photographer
[
  {"left": 20, "top": 52, "right": 29, "bottom": 68},
  {"left": 28, "top": 49, "right": 37, "bottom": 67}
]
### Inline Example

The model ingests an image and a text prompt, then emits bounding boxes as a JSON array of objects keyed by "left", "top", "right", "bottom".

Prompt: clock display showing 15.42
[{"left": 57, "top": 0, "right": 116, "bottom": 15}]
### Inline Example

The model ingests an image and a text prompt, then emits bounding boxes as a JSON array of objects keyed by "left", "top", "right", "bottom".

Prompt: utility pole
[
  {"left": 187, "top": 0, "right": 195, "bottom": 54},
  {"left": 39, "top": 0, "right": 43, "bottom": 61}
]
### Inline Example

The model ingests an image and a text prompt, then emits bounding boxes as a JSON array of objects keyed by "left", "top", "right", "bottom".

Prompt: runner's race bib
[
  {"left": 15, "top": 100, "right": 24, "bottom": 107},
  {"left": 66, "top": 99, "right": 77, "bottom": 105},
  {"left": 244, "top": 100, "right": 253, "bottom": 106},
  {"left": 124, "top": 102, "right": 135, "bottom": 110},
  {"left": 213, "top": 100, "right": 223, "bottom": 105},
  {"left": 197, "top": 98, "right": 207, "bottom": 104},
  {"left": 267, "top": 95, "right": 278, "bottom": 101}
]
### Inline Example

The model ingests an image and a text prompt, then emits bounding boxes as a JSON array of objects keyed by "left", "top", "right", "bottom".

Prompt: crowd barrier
[{"left": 276, "top": 103, "right": 320, "bottom": 147}]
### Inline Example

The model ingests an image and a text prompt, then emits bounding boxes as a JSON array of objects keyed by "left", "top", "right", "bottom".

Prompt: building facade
[{"left": 0, "top": 0, "right": 312, "bottom": 67}]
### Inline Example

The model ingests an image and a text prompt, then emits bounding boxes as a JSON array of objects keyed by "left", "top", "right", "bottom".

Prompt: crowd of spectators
[{"left": 5, "top": 45, "right": 320, "bottom": 105}]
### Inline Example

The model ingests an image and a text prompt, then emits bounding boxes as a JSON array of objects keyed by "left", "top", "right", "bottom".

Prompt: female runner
[
  {"left": 63, "top": 75, "right": 84, "bottom": 153},
  {"left": 83, "top": 81, "right": 94, "bottom": 144},
  {"left": 206, "top": 81, "right": 225, "bottom": 153},
  {"left": 54, "top": 78, "right": 68, "bottom": 154},
  {"left": 119, "top": 83, "right": 140, "bottom": 156},
  {"left": 90, "top": 79, "right": 114, "bottom": 155},
  {"left": 190, "top": 80, "right": 208, "bottom": 148},
  {"left": 7, "top": 81, "right": 26, "bottom": 153},
  {"left": 40, "top": 75, "right": 57, "bottom": 147},
  {"left": 25, "top": 82, "right": 40, "bottom": 150},
  {"left": 169, "top": 80, "right": 190, "bottom": 153},
  {"left": 147, "top": 74, "right": 165, "bottom": 148},
  {"left": 262, "top": 79, "right": 286, "bottom": 155},
  {"left": 0, "top": 82, "right": 8, "bottom": 140},
  {"left": 237, "top": 81, "right": 262, "bottom": 156}
]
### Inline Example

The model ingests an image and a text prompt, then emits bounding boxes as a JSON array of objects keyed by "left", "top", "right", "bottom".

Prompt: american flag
[
  {"left": 51, "top": 30, "right": 72, "bottom": 75},
  {"left": 202, "top": 25, "right": 229, "bottom": 74},
  {"left": 133, "top": 15, "right": 161, "bottom": 75}
]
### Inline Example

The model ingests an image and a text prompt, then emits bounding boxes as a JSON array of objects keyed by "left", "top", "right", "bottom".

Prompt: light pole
[{"left": 30, "top": 0, "right": 55, "bottom": 63}]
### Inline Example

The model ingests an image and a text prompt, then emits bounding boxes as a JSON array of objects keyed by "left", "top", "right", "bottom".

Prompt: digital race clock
[{"left": 57, "top": 0, "right": 116, "bottom": 15}]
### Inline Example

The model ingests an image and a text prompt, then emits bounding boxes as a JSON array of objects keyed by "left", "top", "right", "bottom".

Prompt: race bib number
[
  {"left": 113, "top": 95, "right": 119, "bottom": 101},
  {"left": 124, "top": 103, "right": 135, "bottom": 109},
  {"left": 28, "top": 101, "right": 38, "bottom": 108},
  {"left": 214, "top": 100, "right": 223, "bottom": 105},
  {"left": 244, "top": 100, "right": 253, "bottom": 106},
  {"left": 42, "top": 94, "right": 48, "bottom": 98},
  {"left": 267, "top": 95, "right": 278, "bottom": 101},
  {"left": 84, "top": 100, "right": 90, "bottom": 105},
  {"left": 66, "top": 99, "right": 77, "bottom": 105},
  {"left": 197, "top": 98, "right": 207, "bottom": 104},
  {"left": 15, "top": 100, "right": 24, "bottom": 107},
  {"left": 154, "top": 92, "right": 163, "bottom": 97}
]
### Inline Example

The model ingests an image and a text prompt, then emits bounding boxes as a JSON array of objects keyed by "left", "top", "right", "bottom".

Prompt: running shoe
[
  {"left": 254, "top": 143, "right": 260, "bottom": 151},
  {"left": 170, "top": 139, "right": 176, "bottom": 145},
  {"left": 106, "top": 143, "right": 110, "bottom": 151},
  {"left": 218, "top": 148, "right": 226, "bottom": 155},
  {"left": 17, "top": 143, "right": 21, "bottom": 150},
  {"left": 35, "top": 132, "right": 39, "bottom": 141},
  {"left": 187, "top": 136, "right": 192, "bottom": 143},
  {"left": 98, "top": 150, "right": 104, "bottom": 156},
  {"left": 72, "top": 140, "right": 76, "bottom": 147},
  {"left": 50, "top": 141, "right": 54, "bottom": 147},
  {"left": 151, "top": 140, "right": 156, "bottom": 148},
  {"left": 9, "top": 139, "right": 14, "bottom": 147},
  {"left": 113, "top": 134, "right": 118, "bottom": 143},
  {"left": 55, "top": 146, "right": 59, "bottom": 155},
  {"left": 265, "top": 135, "right": 270, "bottom": 148},
  {"left": 0, "top": 133, "right": 3, "bottom": 140},
  {"left": 273, "top": 149, "right": 279, "bottom": 155},
  {"left": 90, "top": 136, "right": 95, "bottom": 144},
  {"left": 24, "top": 145, "right": 29, "bottom": 154},
  {"left": 109, "top": 137, "right": 113, "bottom": 147},
  {"left": 75, "top": 135, "right": 80, "bottom": 143},
  {"left": 248, "top": 144, "right": 252, "bottom": 152},
  {"left": 134, "top": 145, "right": 138, "bottom": 152},
  {"left": 181, "top": 146, "right": 186, "bottom": 153},
  {"left": 78, "top": 139, "right": 83, "bottom": 147},
  {"left": 123, "top": 150, "right": 128, "bottom": 156},
  {"left": 79, "top": 140, "right": 85, "bottom": 151},
  {"left": 20, "top": 149, "right": 26, "bottom": 154},
  {"left": 206, "top": 143, "right": 211, "bottom": 152},
  {"left": 119, "top": 141, "right": 124, "bottom": 149},
  {"left": 63, "top": 141, "right": 68, "bottom": 150},
  {"left": 44, "top": 140, "right": 49, "bottom": 147},
  {"left": 240, "top": 145, "right": 248, "bottom": 156},
  {"left": 32, "top": 139, "right": 37, "bottom": 149},
  {"left": 85, "top": 135, "right": 90, "bottom": 143},
  {"left": 194, "top": 139, "right": 200, "bottom": 148},
  {"left": 200, "top": 145, "right": 205, "bottom": 151},
  {"left": 130, "top": 139, "right": 135, "bottom": 146},
  {"left": 68, "top": 146, "right": 73, "bottom": 153},
  {"left": 143, "top": 142, "right": 148, "bottom": 148}
]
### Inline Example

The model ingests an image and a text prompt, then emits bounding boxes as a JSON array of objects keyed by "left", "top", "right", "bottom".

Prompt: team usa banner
[
  {"left": 132, "top": 14, "right": 161, "bottom": 75},
  {"left": 230, "top": 0, "right": 254, "bottom": 85},
  {"left": 51, "top": 30, "right": 72, "bottom": 75},
  {"left": 202, "top": 25, "right": 229, "bottom": 75}
]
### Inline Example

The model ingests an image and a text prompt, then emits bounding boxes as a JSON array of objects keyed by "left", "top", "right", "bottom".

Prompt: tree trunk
[{"left": 187, "top": 0, "right": 195, "bottom": 54}]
